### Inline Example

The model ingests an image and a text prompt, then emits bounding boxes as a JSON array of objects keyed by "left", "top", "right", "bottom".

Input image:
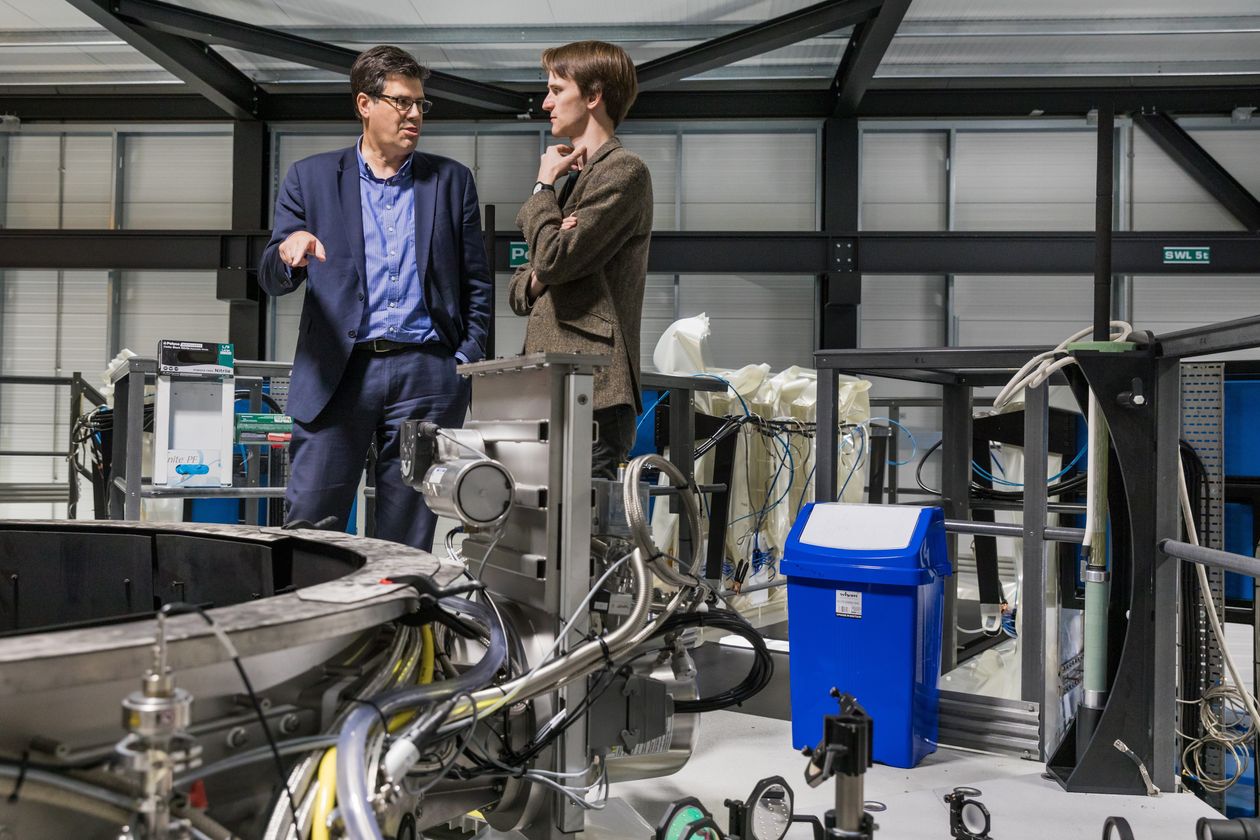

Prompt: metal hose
[
  {"left": 263, "top": 625, "right": 417, "bottom": 839},
  {"left": 335, "top": 597, "right": 508, "bottom": 840},
  {"left": 622, "top": 453, "right": 706, "bottom": 589}
]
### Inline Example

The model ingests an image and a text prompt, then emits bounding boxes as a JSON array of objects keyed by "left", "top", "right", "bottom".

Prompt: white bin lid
[{"left": 799, "top": 503, "right": 926, "bottom": 551}]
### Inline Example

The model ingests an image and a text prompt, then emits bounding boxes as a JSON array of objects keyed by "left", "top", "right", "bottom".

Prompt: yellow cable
[
  {"left": 312, "top": 747, "right": 338, "bottom": 840},
  {"left": 419, "top": 625, "right": 435, "bottom": 685},
  {"left": 388, "top": 624, "right": 438, "bottom": 730},
  {"left": 310, "top": 624, "right": 437, "bottom": 835}
]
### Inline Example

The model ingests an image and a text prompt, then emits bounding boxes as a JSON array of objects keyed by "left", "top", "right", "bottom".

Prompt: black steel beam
[
  {"left": 856, "top": 231, "right": 1260, "bottom": 274},
  {"left": 64, "top": 0, "right": 262, "bottom": 120},
  {"left": 3, "top": 230, "right": 1258, "bottom": 276},
  {"left": 635, "top": 0, "right": 881, "bottom": 92},
  {"left": 831, "top": 0, "right": 911, "bottom": 115},
  {"left": 5, "top": 80, "right": 1257, "bottom": 123},
  {"left": 113, "top": 0, "right": 532, "bottom": 113},
  {"left": 1133, "top": 111, "right": 1260, "bottom": 232},
  {"left": 0, "top": 230, "right": 271, "bottom": 270},
  {"left": 815, "top": 346, "right": 1052, "bottom": 371},
  {"left": 1158, "top": 315, "right": 1260, "bottom": 360},
  {"left": 859, "top": 79, "right": 1260, "bottom": 118}
]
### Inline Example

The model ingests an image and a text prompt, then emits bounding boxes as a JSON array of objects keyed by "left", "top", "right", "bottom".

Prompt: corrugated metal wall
[{"left": 2, "top": 117, "right": 1258, "bottom": 520}]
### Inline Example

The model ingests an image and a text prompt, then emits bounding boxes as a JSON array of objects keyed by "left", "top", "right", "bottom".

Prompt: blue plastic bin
[{"left": 783, "top": 502, "right": 951, "bottom": 768}]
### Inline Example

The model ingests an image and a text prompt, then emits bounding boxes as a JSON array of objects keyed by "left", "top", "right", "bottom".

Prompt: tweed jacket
[{"left": 508, "top": 138, "right": 652, "bottom": 413}]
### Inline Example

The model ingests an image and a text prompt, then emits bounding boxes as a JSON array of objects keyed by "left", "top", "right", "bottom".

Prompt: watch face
[{"left": 533, "top": 182, "right": 544, "bottom": 194}]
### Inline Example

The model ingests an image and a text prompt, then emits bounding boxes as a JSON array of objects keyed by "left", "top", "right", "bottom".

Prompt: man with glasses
[{"left": 259, "top": 45, "right": 491, "bottom": 551}]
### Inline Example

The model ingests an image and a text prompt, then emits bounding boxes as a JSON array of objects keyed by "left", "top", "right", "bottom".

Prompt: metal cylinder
[{"left": 421, "top": 456, "right": 515, "bottom": 529}]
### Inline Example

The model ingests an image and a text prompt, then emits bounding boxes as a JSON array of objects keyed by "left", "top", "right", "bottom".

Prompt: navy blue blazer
[{"left": 259, "top": 146, "right": 492, "bottom": 424}]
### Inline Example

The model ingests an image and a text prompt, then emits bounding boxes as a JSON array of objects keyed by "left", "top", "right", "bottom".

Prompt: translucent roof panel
[
  {"left": 2, "top": 0, "right": 1258, "bottom": 92},
  {"left": 883, "top": 0, "right": 1260, "bottom": 78},
  {"left": 216, "top": 32, "right": 850, "bottom": 87}
]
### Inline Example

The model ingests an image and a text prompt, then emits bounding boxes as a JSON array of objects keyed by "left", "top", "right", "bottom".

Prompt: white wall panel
[
  {"left": 123, "top": 134, "right": 232, "bottom": 228},
  {"left": 680, "top": 133, "right": 816, "bottom": 231},
  {"left": 861, "top": 275, "right": 946, "bottom": 398},
  {"left": 621, "top": 133, "right": 678, "bottom": 231},
  {"left": 1132, "top": 275, "right": 1260, "bottom": 361},
  {"left": 0, "top": 269, "right": 109, "bottom": 518},
  {"left": 955, "top": 131, "right": 1095, "bottom": 230},
  {"left": 6, "top": 135, "right": 61, "bottom": 228},
  {"left": 472, "top": 134, "right": 535, "bottom": 231},
  {"left": 1132, "top": 127, "right": 1259, "bottom": 232},
  {"left": 953, "top": 275, "right": 1095, "bottom": 347},
  {"left": 270, "top": 289, "right": 304, "bottom": 364},
  {"left": 493, "top": 272, "right": 526, "bottom": 358},
  {"left": 677, "top": 274, "right": 814, "bottom": 372},
  {"left": 120, "top": 271, "right": 229, "bottom": 357},
  {"left": 861, "top": 132, "right": 947, "bottom": 231},
  {"left": 63, "top": 135, "right": 114, "bottom": 229}
]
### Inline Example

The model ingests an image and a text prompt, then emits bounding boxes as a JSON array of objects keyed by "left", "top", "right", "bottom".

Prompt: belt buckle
[{"left": 371, "top": 338, "right": 388, "bottom": 353}]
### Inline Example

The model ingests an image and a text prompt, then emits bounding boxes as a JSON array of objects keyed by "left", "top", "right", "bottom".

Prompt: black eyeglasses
[{"left": 374, "top": 93, "right": 432, "bottom": 115}]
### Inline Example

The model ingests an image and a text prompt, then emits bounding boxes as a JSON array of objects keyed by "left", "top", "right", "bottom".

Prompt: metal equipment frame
[{"left": 812, "top": 313, "right": 1260, "bottom": 795}]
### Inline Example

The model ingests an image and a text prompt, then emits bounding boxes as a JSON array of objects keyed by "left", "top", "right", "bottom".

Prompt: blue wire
[
  {"left": 634, "top": 391, "right": 670, "bottom": 437},
  {"left": 970, "top": 445, "right": 1087, "bottom": 487},
  {"left": 692, "top": 373, "right": 751, "bottom": 417},
  {"left": 868, "top": 417, "right": 918, "bottom": 467},
  {"left": 990, "top": 448, "right": 1006, "bottom": 476},
  {"left": 728, "top": 430, "right": 795, "bottom": 527},
  {"left": 837, "top": 424, "right": 866, "bottom": 498}
]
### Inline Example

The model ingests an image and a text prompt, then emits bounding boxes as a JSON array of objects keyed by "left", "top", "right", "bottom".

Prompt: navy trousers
[{"left": 285, "top": 345, "right": 468, "bottom": 551}]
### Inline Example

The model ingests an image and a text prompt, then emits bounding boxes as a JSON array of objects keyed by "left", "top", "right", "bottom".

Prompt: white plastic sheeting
[{"left": 648, "top": 314, "right": 871, "bottom": 614}]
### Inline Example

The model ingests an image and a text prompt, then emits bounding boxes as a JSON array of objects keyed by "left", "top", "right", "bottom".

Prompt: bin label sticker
[{"left": 835, "top": 589, "right": 862, "bottom": 619}]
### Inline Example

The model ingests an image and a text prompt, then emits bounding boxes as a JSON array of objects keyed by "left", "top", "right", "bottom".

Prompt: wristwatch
[{"left": 532, "top": 181, "right": 555, "bottom": 195}]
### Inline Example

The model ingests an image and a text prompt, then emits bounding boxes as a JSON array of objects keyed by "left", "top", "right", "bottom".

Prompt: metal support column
[
  {"left": 820, "top": 117, "right": 860, "bottom": 350},
  {"left": 940, "top": 384, "right": 973, "bottom": 673},
  {"left": 1021, "top": 381, "right": 1057, "bottom": 757},
  {"left": 554, "top": 366, "right": 595, "bottom": 836},
  {"left": 221, "top": 120, "right": 269, "bottom": 358},
  {"left": 816, "top": 367, "right": 840, "bottom": 503},
  {"left": 669, "top": 385, "right": 697, "bottom": 575}
]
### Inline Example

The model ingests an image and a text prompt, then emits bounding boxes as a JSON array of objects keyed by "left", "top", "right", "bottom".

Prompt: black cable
[
  {"left": 914, "top": 437, "right": 1088, "bottom": 500},
  {"left": 408, "top": 692, "right": 479, "bottom": 799},
  {"left": 160, "top": 603, "right": 298, "bottom": 830},
  {"left": 645, "top": 607, "right": 773, "bottom": 713},
  {"left": 233, "top": 389, "right": 284, "bottom": 414},
  {"left": 6, "top": 750, "right": 30, "bottom": 803}
]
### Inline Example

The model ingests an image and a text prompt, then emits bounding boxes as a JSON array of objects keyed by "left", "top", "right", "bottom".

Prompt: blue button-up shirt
[{"left": 356, "top": 139, "right": 440, "bottom": 346}]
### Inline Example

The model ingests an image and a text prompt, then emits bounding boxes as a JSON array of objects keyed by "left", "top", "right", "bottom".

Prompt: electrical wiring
[
  {"left": 837, "top": 423, "right": 867, "bottom": 499},
  {"left": 868, "top": 417, "right": 918, "bottom": 466},
  {"left": 991, "top": 321, "right": 1134, "bottom": 412},
  {"left": 914, "top": 438, "right": 1088, "bottom": 499},
  {"left": 692, "top": 373, "right": 751, "bottom": 417},
  {"left": 1176, "top": 450, "right": 1260, "bottom": 792},
  {"left": 311, "top": 748, "right": 338, "bottom": 840},
  {"left": 641, "top": 606, "right": 773, "bottom": 713},
  {"left": 160, "top": 603, "right": 299, "bottom": 831},
  {"left": 636, "top": 390, "right": 670, "bottom": 437}
]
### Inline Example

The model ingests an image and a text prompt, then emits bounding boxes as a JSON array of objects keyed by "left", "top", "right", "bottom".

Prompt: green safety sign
[
  {"left": 509, "top": 241, "right": 530, "bottom": 268},
  {"left": 1163, "top": 246, "right": 1211, "bottom": 265}
]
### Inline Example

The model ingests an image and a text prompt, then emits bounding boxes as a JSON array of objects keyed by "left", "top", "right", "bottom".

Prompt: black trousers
[{"left": 592, "top": 404, "right": 638, "bottom": 480}]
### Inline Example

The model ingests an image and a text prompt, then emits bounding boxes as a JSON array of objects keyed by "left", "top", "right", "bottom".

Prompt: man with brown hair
[
  {"left": 259, "top": 45, "right": 491, "bottom": 549},
  {"left": 509, "top": 40, "right": 653, "bottom": 478}
]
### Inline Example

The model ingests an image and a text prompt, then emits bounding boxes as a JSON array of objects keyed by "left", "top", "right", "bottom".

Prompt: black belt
[{"left": 354, "top": 338, "right": 426, "bottom": 354}]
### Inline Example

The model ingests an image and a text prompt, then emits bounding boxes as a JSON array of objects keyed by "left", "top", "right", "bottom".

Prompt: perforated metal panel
[{"left": 1180, "top": 362, "right": 1226, "bottom": 805}]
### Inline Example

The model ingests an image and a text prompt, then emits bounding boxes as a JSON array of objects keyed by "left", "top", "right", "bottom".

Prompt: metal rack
[
  {"left": 813, "top": 317, "right": 1260, "bottom": 796},
  {"left": 108, "top": 357, "right": 292, "bottom": 522},
  {"left": 0, "top": 373, "right": 108, "bottom": 513}
]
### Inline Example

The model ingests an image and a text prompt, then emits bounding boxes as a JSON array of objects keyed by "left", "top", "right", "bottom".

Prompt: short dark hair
[
  {"left": 541, "top": 41, "right": 638, "bottom": 127},
  {"left": 350, "top": 45, "right": 430, "bottom": 114}
]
